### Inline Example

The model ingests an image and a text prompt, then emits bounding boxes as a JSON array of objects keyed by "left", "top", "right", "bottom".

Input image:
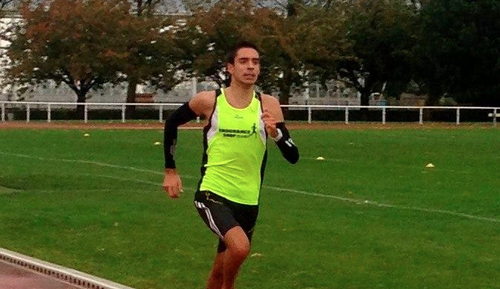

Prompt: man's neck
[{"left": 225, "top": 83, "right": 254, "bottom": 107}]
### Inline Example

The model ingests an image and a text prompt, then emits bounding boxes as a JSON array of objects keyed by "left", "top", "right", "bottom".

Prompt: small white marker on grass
[
  {"left": 83, "top": 133, "right": 90, "bottom": 137},
  {"left": 153, "top": 141, "right": 161, "bottom": 146},
  {"left": 426, "top": 163, "right": 435, "bottom": 168},
  {"left": 316, "top": 156, "right": 325, "bottom": 161}
]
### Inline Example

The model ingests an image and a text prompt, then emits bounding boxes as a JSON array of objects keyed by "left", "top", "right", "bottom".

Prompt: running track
[{"left": 0, "top": 261, "right": 82, "bottom": 289}]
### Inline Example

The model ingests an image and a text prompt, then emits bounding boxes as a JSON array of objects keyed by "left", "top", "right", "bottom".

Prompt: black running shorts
[{"left": 194, "top": 190, "right": 259, "bottom": 252}]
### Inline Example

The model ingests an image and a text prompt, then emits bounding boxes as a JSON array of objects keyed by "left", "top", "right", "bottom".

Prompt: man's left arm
[{"left": 261, "top": 95, "right": 299, "bottom": 164}]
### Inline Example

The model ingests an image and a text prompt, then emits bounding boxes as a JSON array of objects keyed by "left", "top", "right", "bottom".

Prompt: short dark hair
[{"left": 226, "top": 41, "right": 260, "bottom": 64}]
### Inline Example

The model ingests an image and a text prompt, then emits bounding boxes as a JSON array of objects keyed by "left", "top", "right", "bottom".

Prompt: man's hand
[
  {"left": 163, "top": 169, "right": 183, "bottom": 198},
  {"left": 261, "top": 109, "right": 278, "bottom": 139}
]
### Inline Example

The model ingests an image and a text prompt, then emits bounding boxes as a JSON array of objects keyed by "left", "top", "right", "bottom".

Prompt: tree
[
  {"left": 337, "top": 0, "right": 417, "bottom": 107},
  {"left": 171, "top": 1, "right": 284, "bottom": 90},
  {"left": 171, "top": 0, "right": 348, "bottom": 104},
  {"left": 173, "top": 0, "right": 417, "bottom": 107},
  {"left": 288, "top": 3, "right": 351, "bottom": 91},
  {"left": 124, "top": 0, "right": 182, "bottom": 115},
  {"left": 415, "top": 0, "right": 500, "bottom": 106},
  {"left": 6, "top": 0, "right": 162, "bottom": 117}
]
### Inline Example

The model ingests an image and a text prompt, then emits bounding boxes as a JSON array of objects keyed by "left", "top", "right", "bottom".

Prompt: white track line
[
  {"left": 81, "top": 173, "right": 162, "bottom": 187},
  {"left": 81, "top": 173, "right": 196, "bottom": 192},
  {"left": 0, "top": 151, "right": 201, "bottom": 180},
  {"left": 265, "top": 186, "right": 500, "bottom": 223},
  {"left": 0, "top": 151, "right": 163, "bottom": 176},
  {"left": 1, "top": 150, "right": 499, "bottom": 223},
  {"left": 301, "top": 157, "right": 475, "bottom": 175}
]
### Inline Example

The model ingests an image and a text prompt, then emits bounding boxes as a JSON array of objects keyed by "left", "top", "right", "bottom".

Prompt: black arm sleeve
[
  {"left": 164, "top": 102, "right": 198, "bottom": 169},
  {"left": 274, "top": 122, "right": 299, "bottom": 164}
]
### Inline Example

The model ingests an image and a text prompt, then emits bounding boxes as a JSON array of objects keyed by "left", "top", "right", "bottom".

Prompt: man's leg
[
  {"left": 207, "top": 251, "right": 225, "bottom": 289},
  {"left": 194, "top": 191, "right": 256, "bottom": 289},
  {"left": 221, "top": 226, "right": 250, "bottom": 289}
]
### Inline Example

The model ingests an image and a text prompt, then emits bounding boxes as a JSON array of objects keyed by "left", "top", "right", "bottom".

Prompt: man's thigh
[{"left": 194, "top": 191, "right": 259, "bottom": 252}]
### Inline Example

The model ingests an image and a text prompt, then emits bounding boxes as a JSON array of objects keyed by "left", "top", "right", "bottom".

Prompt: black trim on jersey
[
  {"left": 163, "top": 102, "right": 198, "bottom": 168},
  {"left": 256, "top": 90, "right": 267, "bottom": 203},
  {"left": 197, "top": 89, "right": 221, "bottom": 191},
  {"left": 255, "top": 91, "right": 262, "bottom": 101},
  {"left": 258, "top": 149, "right": 268, "bottom": 204},
  {"left": 275, "top": 122, "right": 299, "bottom": 164}
]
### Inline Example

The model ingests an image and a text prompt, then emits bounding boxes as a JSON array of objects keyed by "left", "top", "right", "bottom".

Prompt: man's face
[{"left": 227, "top": 47, "right": 260, "bottom": 86}]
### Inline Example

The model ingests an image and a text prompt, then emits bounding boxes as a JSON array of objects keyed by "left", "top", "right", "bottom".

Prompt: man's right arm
[
  {"left": 163, "top": 102, "right": 198, "bottom": 170},
  {"left": 163, "top": 102, "right": 197, "bottom": 198},
  {"left": 163, "top": 91, "right": 215, "bottom": 198},
  {"left": 163, "top": 91, "right": 215, "bottom": 169}
]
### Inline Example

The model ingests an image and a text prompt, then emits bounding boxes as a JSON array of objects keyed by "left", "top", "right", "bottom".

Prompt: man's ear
[{"left": 226, "top": 63, "right": 234, "bottom": 75}]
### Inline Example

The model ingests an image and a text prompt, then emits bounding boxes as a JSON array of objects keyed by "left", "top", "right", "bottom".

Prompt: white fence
[{"left": 0, "top": 101, "right": 498, "bottom": 126}]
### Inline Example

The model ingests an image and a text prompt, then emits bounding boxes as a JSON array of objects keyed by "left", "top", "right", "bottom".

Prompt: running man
[{"left": 163, "top": 41, "right": 299, "bottom": 289}]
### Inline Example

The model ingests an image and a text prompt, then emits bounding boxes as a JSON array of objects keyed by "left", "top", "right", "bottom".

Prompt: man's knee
[
  {"left": 229, "top": 243, "right": 250, "bottom": 261},
  {"left": 224, "top": 227, "right": 251, "bottom": 261}
]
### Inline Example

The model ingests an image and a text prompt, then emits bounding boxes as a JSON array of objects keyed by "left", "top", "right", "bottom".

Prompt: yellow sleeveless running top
[{"left": 198, "top": 89, "right": 267, "bottom": 205}]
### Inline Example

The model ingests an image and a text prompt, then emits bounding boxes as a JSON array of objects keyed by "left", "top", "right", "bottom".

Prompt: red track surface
[{"left": 0, "top": 261, "right": 82, "bottom": 289}]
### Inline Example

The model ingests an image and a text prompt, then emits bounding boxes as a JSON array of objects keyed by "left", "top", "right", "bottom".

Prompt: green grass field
[{"left": 0, "top": 127, "right": 499, "bottom": 289}]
